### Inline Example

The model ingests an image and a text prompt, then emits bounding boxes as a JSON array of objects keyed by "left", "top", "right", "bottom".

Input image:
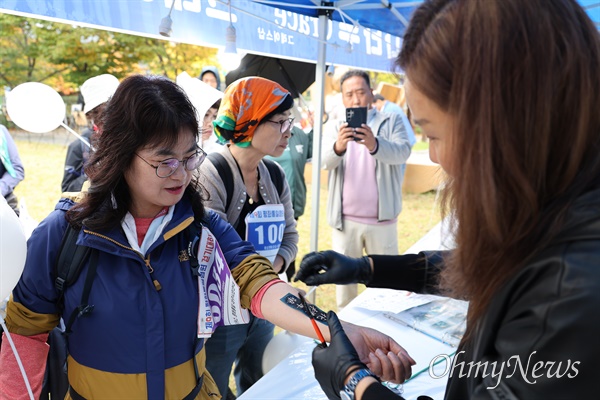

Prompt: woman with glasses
[
  {"left": 198, "top": 76, "right": 302, "bottom": 397},
  {"left": 0, "top": 75, "right": 414, "bottom": 399}
]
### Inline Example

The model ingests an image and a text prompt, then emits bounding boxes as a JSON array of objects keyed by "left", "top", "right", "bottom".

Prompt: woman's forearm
[{"left": 259, "top": 282, "right": 329, "bottom": 341}]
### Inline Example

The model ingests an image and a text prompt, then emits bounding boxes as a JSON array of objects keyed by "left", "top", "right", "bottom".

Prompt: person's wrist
[
  {"left": 354, "top": 376, "right": 378, "bottom": 399},
  {"left": 341, "top": 368, "right": 380, "bottom": 400},
  {"left": 334, "top": 140, "right": 346, "bottom": 156},
  {"left": 273, "top": 255, "right": 285, "bottom": 273},
  {"left": 357, "top": 256, "right": 373, "bottom": 284},
  {"left": 369, "top": 138, "right": 379, "bottom": 154}
]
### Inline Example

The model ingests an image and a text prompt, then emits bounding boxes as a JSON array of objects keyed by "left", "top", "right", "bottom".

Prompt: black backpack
[{"left": 207, "top": 152, "right": 285, "bottom": 212}]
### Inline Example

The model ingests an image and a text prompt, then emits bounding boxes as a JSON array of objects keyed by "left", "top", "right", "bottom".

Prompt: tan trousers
[{"left": 332, "top": 219, "right": 398, "bottom": 309}]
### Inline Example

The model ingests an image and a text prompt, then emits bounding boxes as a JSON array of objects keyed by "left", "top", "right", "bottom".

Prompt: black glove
[
  {"left": 294, "top": 250, "right": 372, "bottom": 286},
  {"left": 312, "top": 311, "right": 367, "bottom": 399}
]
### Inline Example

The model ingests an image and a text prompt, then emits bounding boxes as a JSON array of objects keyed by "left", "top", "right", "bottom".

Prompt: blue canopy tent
[
  {"left": 0, "top": 0, "right": 404, "bottom": 71},
  {"left": 1, "top": 0, "right": 598, "bottom": 254}
]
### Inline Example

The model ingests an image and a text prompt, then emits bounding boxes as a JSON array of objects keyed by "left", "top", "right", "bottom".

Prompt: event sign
[{"left": 0, "top": 0, "right": 402, "bottom": 72}]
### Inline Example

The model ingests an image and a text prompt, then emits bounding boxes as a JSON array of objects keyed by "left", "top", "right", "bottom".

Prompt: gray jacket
[
  {"left": 321, "top": 109, "right": 411, "bottom": 230},
  {"left": 0, "top": 125, "right": 25, "bottom": 197},
  {"left": 198, "top": 145, "right": 299, "bottom": 270}
]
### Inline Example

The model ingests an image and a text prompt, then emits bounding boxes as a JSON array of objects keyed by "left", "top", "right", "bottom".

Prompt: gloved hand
[
  {"left": 294, "top": 250, "right": 372, "bottom": 286},
  {"left": 312, "top": 311, "right": 368, "bottom": 399}
]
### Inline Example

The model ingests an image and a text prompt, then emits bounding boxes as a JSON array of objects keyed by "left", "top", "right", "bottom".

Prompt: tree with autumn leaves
[{"left": 0, "top": 13, "right": 219, "bottom": 95}]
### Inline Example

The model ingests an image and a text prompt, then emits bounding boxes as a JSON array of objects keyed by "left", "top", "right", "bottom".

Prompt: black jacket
[
  {"left": 364, "top": 188, "right": 600, "bottom": 399},
  {"left": 61, "top": 128, "right": 92, "bottom": 192}
]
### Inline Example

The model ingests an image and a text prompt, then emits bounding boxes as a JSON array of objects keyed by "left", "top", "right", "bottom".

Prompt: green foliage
[
  {"left": 0, "top": 13, "right": 219, "bottom": 94},
  {"left": 0, "top": 14, "right": 56, "bottom": 87}
]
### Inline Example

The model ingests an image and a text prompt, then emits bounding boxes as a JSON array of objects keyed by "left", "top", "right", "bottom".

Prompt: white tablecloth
[
  {"left": 239, "top": 288, "right": 457, "bottom": 400},
  {"left": 239, "top": 219, "right": 457, "bottom": 400}
]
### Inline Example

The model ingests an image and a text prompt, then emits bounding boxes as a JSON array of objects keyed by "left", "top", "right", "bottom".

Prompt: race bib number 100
[{"left": 245, "top": 204, "right": 285, "bottom": 264}]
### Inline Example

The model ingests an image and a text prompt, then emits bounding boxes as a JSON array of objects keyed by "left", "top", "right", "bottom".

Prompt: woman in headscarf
[{"left": 199, "top": 77, "right": 300, "bottom": 396}]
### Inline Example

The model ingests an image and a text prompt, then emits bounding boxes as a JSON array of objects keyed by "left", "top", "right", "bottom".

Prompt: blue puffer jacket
[{"left": 6, "top": 196, "right": 277, "bottom": 399}]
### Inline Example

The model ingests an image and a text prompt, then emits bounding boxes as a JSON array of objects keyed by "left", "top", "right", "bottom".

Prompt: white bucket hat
[{"left": 81, "top": 74, "right": 120, "bottom": 114}]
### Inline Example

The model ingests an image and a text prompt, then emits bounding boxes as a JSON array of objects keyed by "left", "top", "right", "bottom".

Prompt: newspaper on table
[
  {"left": 384, "top": 296, "right": 468, "bottom": 347},
  {"left": 348, "top": 290, "right": 443, "bottom": 314}
]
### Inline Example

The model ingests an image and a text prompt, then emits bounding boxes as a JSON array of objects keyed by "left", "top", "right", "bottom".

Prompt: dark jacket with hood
[{"left": 61, "top": 128, "right": 92, "bottom": 192}]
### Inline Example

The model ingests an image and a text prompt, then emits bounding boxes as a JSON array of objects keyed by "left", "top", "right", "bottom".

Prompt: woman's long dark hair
[
  {"left": 67, "top": 75, "right": 205, "bottom": 230},
  {"left": 397, "top": 0, "right": 600, "bottom": 340}
]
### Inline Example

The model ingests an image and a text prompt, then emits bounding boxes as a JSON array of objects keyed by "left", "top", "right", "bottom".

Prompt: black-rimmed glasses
[
  {"left": 266, "top": 117, "right": 294, "bottom": 134},
  {"left": 135, "top": 148, "right": 206, "bottom": 178}
]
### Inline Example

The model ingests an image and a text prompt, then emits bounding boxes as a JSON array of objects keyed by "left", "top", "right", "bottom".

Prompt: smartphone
[{"left": 346, "top": 107, "right": 367, "bottom": 128}]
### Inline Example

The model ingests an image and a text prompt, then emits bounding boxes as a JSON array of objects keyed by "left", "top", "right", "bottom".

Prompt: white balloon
[
  {"left": 262, "top": 330, "right": 310, "bottom": 374},
  {"left": 6, "top": 82, "right": 65, "bottom": 133},
  {"left": 0, "top": 200, "right": 27, "bottom": 300}
]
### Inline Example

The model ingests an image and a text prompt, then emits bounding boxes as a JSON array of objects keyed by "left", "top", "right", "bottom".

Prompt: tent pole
[{"left": 308, "top": 10, "right": 328, "bottom": 303}]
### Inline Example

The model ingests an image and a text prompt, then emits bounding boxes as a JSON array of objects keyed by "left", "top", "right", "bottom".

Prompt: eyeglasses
[
  {"left": 266, "top": 117, "right": 294, "bottom": 134},
  {"left": 135, "top": 148, "right": 206, "bottom": 178}
]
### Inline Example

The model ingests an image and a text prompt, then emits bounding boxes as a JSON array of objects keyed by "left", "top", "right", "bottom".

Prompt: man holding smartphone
[{"left": 321, "top": 70, "right": 413, "bottom": 309}]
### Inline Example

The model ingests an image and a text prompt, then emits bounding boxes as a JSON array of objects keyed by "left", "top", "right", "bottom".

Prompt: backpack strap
[
  {"left": 55, "top": 224, "right": 91, "bottom": 313},
  {"left": 63, "top": 249, "right": 99, "bottom": 335},
  {"left": 54, "top": 223, "right": 99, "bottom": 335},
  {"left": 207, "top": 152, "right": 234, "bottom": 211},
  {"left": 184, "top": 215, "right": 206, "bottom": 392},
  {"left": 186, "top": 215, "right": 204, "bottom": 277},
  {"left": 263, "top": 158, "right": 285, "bottom": 196}
]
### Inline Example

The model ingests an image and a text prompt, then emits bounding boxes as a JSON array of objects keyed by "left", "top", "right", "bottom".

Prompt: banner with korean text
[{"left": 0, "top": 0, "right": 402, "bottom": 72}]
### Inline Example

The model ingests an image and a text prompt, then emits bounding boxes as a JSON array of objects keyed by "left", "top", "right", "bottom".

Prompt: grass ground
[{"left": 13, "top": 138, "right": 69, "bottom": 222}]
